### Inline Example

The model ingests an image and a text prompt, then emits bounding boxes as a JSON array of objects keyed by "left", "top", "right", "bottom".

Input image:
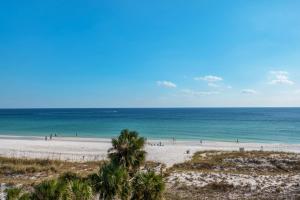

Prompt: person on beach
[
  {"left": 172, "top": 137, "right": 176, "bottom": 144},
  {"left": 200, "top": 139, "right": 202, "bottom": 145},
  {"left": 76, "top": 132, "right": 78, "bottom": 137},
  {"left": 50, "top": 134, "right": 52, "bottom": 140},
  {"left": 45, "top": 136, "right": 47, "bottom": 141},
  {"left": 236, "top": 138, "right": 239, "bottom": 143}
]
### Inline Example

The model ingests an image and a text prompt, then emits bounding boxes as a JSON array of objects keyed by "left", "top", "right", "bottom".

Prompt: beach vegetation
[
  {"left": 97, "top": 162, "right": 130, "bottom": 200},
  {"left": 5, "top": 188, "right": 30, "bottom": 200},
  {"left": 170, "top": 150, "right": 300, "bottom": 175},
  {"left": 108, "top": 129, "right": 146, "bottom": 175},
  {"left": 3, "top": 130, "right": 165, "bottom": 200},
  {"left": 2, "top": 147, "right": 300, "bottom": 200},
  {"left": 164, "top": 181, "right": 235, "bottom": 200},
  {"left": 31, "top": 179, "right": 59, "bottom": 200},
  {"left": 30, "top": 172, "right": 93, "bottom": 200},
  {"left": 0, "top": 156, "right": 102, "bottom": 186},
  {"left": 95, "top": 129, "right": 164, "bottom": 200},
  {"left": 131, "top": 171, "right": 165, "bottom": 200}
]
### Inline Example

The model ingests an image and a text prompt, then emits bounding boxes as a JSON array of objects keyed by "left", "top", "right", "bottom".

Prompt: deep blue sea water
[{"left": 0, "top": 108, "right": 299, "bottom": 143}]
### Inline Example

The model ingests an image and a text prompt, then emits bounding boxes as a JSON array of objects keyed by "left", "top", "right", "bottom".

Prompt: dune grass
[
  {"left": 165, "top": 151, "right": 300, "bottom": 200},
  {"left": 0, "top": 156, "right": 103, "bottom": 186},
  {"left": 169, "top": 150, "right": 300, "bottom": 175},
  {"left": 0, "top": 156, "right": 164, "bottom": 186}
]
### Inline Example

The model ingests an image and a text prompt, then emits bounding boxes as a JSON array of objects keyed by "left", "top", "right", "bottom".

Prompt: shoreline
[
  {"left": 0, "top": 135, "right": 300, "bottom": 167},
  {"left": 0, "top": 134, "right": 298, "bottom": 144}
]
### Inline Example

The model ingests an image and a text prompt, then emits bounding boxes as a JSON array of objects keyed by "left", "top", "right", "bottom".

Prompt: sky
[{"left": 1, "top": 0, "right": 300, "bottom": 108}]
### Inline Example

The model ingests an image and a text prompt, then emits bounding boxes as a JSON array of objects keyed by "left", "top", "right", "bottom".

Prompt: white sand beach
[{"left": 0, "top": 135, "right": 300, "bottom": 167}]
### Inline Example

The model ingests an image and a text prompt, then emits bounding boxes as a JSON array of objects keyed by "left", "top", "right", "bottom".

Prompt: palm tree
[
  {"left": 19, "top": 193, "right": 31, "bottom": 200},
  {"left": 70, "top": 180, "right": 93, "bottom": 200},
  {"left": 131, "top": 171, "right": 165, "bottom": 200},
  {"left": 108, "top": 129, "right": 146, "bottom": 174},
  {"left": 31, "top": 174, "right": 94, "bottom": 200},
  {"left": 5, "top": 188, "right": 30, "bottom": 200},
  {"left": 86, "top": 172, "right": 102, "bottom": 193},
  {"left": 31, "top": 179, "right": 59, "bottom": 200},
  {"left": 98, "top": 162, "right": 130, "bottom": 200},
  {"left": 5, "top": 188, "right": 22, "bottom": 200},
  {"left": 58, "top": 172, "right": 94, "bottom": 200}
]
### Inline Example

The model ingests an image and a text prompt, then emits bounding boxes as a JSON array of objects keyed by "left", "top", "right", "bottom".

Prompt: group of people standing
[
  {"left": 44, "top": 132, "right": 78, "bottom": 141},
  {"left": 45, "top": 133, "right": 57, "bottom": 141}
]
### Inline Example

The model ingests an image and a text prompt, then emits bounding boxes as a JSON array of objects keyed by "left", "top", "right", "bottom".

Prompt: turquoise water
[{"left": 0, "top": 108, "right": 299, "bottom": 143}]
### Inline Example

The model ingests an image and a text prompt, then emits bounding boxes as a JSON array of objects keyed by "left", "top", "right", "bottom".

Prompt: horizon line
[{"left": 1, "top": 106, "right": 300, "bottom": 109}]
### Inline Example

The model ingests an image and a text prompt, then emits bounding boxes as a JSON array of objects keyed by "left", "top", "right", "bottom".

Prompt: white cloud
[
  {"left": 194, "top": 75, "right": 223, "bottom": 82},
  {"left": 181, "top": 89, "right": 219, "bottom": 96},
  {"left": 241, "top": 89, "right": 258, "bottom": 94},
  {"left": 208, "top": 83, "right": 220, "bottom": 88},
  {"left": 294, "top": 90, "right": 300, "bottom": 94},
  {"left": 269, "top": 71, "right": 294, "bottom": 85},
  {"left": 156, "top": 81, "right": 177, "bottom": 88}
]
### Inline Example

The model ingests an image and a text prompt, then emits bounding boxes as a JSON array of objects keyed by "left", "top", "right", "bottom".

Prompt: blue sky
[{"left": 1, "top": 0, "right": 300, "bottom": 108}]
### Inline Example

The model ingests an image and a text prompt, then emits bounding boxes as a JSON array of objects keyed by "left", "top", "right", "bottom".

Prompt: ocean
[{"left": 0, "top": 108, "right": 299, "bottom": 143}]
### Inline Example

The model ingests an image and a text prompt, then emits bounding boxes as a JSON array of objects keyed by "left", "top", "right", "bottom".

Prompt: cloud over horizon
[
  {"left": 269, "top": 71, "right": 294, "bottom": 85},
  {"left": 157, "top": 81, "right": 177, "bottom": 88},
  {"left": 241, "top": 89, "right": 258, "bottom": 94},
  {"left": 181, "top": 89, "right": 219, "bottom": 96},
  {"left": 194, "top": 75, "right": 223, "bottom": 82}
]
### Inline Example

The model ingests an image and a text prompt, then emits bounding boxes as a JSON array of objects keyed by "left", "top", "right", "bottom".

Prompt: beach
[
  {"left": 1, "top": 135, "right": 300, "bottom": 167},
  {"left": 1, "top": 135, "right": 300, "bottom": 199}
]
